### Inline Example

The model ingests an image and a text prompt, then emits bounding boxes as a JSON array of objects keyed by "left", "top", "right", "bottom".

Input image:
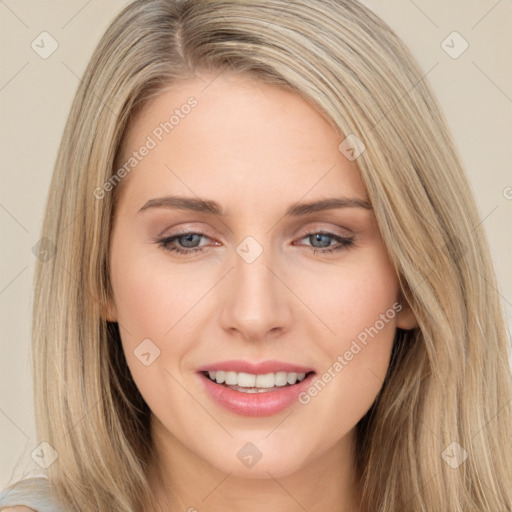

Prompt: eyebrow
[{"left": 138, "top": 195, "right": 373, "bottom": 216}]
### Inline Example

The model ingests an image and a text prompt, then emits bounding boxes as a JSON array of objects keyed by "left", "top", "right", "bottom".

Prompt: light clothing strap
[{"left": 0, "top": 477, "right": 63, "bottom": 512}]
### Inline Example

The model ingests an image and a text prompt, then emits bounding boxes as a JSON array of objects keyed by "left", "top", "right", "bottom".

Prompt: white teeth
[
  {"left": 255, "top": 373, "right": 275, "bottom": 388},
  {"left": 286, "top": 372, "right": 297, "bottom": 384},
  {"left": 205, "top": 370, "right": 310, "bottom": 387},
  {"left": 274, "top": 371, "right": 288, "bottom": 386},
  {"left": 225, "top": 371, "right": 238, "bottom": 385},
  {"left": 237, "top": 372, "right": 256, "bottom": 387}
]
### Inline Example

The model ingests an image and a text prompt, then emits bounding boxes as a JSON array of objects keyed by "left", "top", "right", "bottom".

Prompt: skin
[{"left": 105, "top": 72, "right": 418, "bottom": 512}]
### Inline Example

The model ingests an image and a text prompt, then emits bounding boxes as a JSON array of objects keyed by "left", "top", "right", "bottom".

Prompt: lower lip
[{"left": 197, "top": 372, "right": 316, "bottom": 417}]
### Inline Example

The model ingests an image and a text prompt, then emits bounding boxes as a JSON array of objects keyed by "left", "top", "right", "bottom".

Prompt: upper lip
[{"left": 197, "top": 359, "right": 315, "bottom": 375}]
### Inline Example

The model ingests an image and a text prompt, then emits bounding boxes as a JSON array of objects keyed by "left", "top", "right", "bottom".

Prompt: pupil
[
  {"left": 181, "top": 234, "right": 199, "bottom": 247},
  {"left": 312, "top": 233, "right": 330, "bottom": 248}
]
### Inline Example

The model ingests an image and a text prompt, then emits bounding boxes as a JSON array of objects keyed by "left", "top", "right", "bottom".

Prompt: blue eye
[
  {"left": 158, "top": 232, "right": 209, "bottom": 255},
  {"left": 300, "top": 232, "right": 355, "bottom": 254},
  {"left": 157, "top": 231, "right": 355, "bottom": 256}
]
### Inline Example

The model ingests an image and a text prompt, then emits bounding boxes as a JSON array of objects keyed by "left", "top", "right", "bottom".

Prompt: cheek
[
  {"left": 306, "top": 246, "right": 399, "bottom": 352},
  {"left": 109, "top": 239, "right": 210, "bottom": 341},
  {"left": 108, "top": 244, "right": 201, "bottom": 418},
  {"left": 108, "top": 239, "right": 217, "bottom": 400},
  {"left": 295, "top": 248, "right": 399, "bottom": 430}
]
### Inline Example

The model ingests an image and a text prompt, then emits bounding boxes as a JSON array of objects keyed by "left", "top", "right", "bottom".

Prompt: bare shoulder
[{"left": 1, "top": 507, "right": 37, "bottom": 512}]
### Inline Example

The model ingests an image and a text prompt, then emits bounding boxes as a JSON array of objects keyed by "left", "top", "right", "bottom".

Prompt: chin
[{"left": 204, "top": 441, "right": 311, "bottom": 480}]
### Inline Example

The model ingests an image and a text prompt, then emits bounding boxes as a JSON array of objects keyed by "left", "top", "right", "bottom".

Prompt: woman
[{"left": 1, "top": 0, "right": 511, "bottom": 510}]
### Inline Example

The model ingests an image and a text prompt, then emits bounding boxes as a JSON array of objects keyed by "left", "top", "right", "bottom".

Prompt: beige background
[{"left": 1, "top": 0, "right": 511, "bottom": 488}]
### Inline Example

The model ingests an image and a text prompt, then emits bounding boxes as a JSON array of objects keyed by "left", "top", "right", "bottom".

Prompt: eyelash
[{"left": 156, "top": 231, "right": 355, "bottom": 256}]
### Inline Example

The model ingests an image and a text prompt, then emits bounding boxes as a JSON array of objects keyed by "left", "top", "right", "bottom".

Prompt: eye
[
  {"left": 156, "top": 230, "right": 355, "bottom": 257},
  {"left": 157, "top": 232, "right": 212, "bottom": 255},
  {"left": 295, "top": 231, "right": 355, "bottom": 254}
]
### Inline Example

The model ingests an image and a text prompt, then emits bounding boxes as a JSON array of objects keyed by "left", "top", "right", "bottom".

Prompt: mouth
[
  {"left": 201, "top": 369, "right": 316, "bottom": 393},
  {"left": 196, "top": 362, "right": 317, "bottom": 416}
]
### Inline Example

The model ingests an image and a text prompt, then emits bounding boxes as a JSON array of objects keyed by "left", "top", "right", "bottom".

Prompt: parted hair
[{"left": 8, "top": 0, "right": 511, "bottom": 510}]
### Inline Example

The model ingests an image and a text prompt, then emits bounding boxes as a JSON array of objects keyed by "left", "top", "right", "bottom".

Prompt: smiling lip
[
  {"left": 196, "top": 359, "right": 314, "bottom": 374},
  {"left": 196, "top": 359, "right": 316, "bottom": 417}
]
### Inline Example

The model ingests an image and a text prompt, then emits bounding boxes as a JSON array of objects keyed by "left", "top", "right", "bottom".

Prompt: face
[{"left": 106, "top": 72, "right": 417, "bottom": 479}]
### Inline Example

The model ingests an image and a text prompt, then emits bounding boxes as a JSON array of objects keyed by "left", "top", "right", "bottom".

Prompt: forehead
[{"left": 115, "top": 73, "right": 368, "bottom": 212}]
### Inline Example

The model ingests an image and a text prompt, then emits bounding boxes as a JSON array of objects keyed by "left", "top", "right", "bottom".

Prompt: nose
[{"left": 219, "top": 243, "right": 294, "bottom": 342}]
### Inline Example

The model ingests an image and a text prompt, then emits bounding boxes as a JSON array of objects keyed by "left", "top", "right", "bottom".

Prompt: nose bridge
[{"left": 219, "top": 235, "right": 292, "bottom": 340}]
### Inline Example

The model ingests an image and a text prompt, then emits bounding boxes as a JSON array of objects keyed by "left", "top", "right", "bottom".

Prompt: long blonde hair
[{"left": 22, "top": 0, "right": 512, "bottom": 510}]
